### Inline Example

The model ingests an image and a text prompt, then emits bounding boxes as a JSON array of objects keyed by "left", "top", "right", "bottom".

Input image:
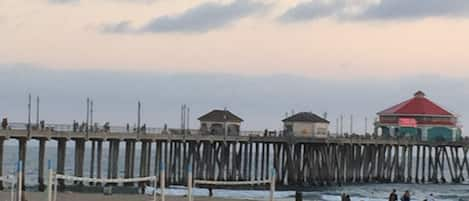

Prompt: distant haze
[{"left": 0, "top": 65, "right": 467, "bottom": 134}]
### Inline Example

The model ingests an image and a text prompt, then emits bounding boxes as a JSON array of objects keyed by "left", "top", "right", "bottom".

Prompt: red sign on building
[{"left": 399, "top": 118, "right": 417, "bottom": 127}]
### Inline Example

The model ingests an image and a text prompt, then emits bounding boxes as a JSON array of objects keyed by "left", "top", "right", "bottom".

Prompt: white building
[
  {"left": 282, "top": 112, "right": 329, "bottom": 137},
  {"left": 198, "top": 109, "right": 243, "bottom": 136}
]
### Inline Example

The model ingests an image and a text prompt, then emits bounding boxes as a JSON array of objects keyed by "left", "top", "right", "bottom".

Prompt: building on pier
[
  {"left": 282, "top": 112, "right": 329, "bottom": 137},
  {"left": 375, "top": 91, "right": 462, "bottom": 141},
  {"left": 198, "top": 109, "right": 243, "bottom": 136}
]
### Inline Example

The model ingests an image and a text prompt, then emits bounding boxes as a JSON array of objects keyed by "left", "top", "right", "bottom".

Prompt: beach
[{"left": 0, "top": 192, "right": 253, "bottom": 201}]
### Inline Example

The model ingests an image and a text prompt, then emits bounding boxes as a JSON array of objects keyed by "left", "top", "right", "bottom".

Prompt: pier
[{"left": 1, "top": 124, "right": 469, "bottom": 191}]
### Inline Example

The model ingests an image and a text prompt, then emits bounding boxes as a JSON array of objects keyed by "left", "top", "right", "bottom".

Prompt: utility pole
[
  {"left": 36, "top": 96, "right": 40, "bottom": 128},
  {"left": 90, "top": 100, "right": 94, "bottom": 131},
  {"left": 340, "top": 115, "right": 343, "bottom": 135},
  {"left": 224, "top": 107, "right": 228, "bottom": 138},
  {"left": 27, "top": 94, "right": 31, "bottom": 138},
  {"left": 365, "top": 117, "right": 368, "bottom": 134},
  {"left": 350, "top": 115, "right": 353, "bottom": 134},
  {"left": 181, "top": 104, "right": 186, "bottom": 135},
  {"left": 186, "top": 106, "right": 190, "bottom": 134},
  {"left": 137, "top": 101, "right": 141, "bottom": 134},
  {"left": 336, "top": 118, "right": 339, "bottom": 135},
  {"left": 86, "top": 98, "right": 90, "bottom": 133}
]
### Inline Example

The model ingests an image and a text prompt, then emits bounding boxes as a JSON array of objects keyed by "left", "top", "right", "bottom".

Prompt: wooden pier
[{"left": 1, "top": 126, "right": 469, "bottom": 191}]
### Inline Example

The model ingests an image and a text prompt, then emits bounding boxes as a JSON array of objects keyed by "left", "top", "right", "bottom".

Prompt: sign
[{"left": 399, "top": 118, "right": 417, "bottom": 127}]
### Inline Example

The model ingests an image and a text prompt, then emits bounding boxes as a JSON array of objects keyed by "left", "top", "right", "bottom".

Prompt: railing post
[
  {"left": 160, "top": 161, "right": 165, "bottom": 201},
  {"left": 270, "top": 168, "right": 276, "bottom": 201},
  {"left": 17, "top": 160, "right": 22, "bottom": 201},
  {"left": 188, "top": 163, "right": 193, "bottom": 201},
  {"left": 153, "top": 176, "right": 157, "bottom": 201},
  {"left": 10, "top": 175, "right": 14, "bottom": 201},
  {"left": 48, "top": 160, "right": 52, "bottom": 201}
]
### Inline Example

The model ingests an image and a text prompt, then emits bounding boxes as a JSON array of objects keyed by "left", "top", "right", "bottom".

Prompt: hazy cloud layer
[
  {"left": 1, "top": 64, "right": 468, "bottom": 132},
  {"left": 101, "top": 0, "right": 267, "bottom": 33},
  {"left": 280, "top": 0, "right": 469, "bottom": 22},
  {"left": 48, "top": 0, "right": 79, "bottom": 4}
]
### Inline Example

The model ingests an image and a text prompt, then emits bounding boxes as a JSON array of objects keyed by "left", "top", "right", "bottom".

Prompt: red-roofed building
[{"left": 375, "top": 91, "right": 462, "bottom": 141}]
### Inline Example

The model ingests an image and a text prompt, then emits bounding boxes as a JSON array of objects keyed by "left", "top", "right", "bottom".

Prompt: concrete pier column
[
  {"left": 0, "top": 137, "right": 4, "bottom": 190},
  {"left": 124, "top": 140, "right": 134, "bottom": 186},
  {"left": 96, "top": 140, "right": 103, "bottom": 186},
  {"left": 74, "top": 139, "right": 85, "bottom": 185},
  {"left": 140, "top": 141, "right": 148, "bottom": 177},
  {"left": 18, "top": 138, "right": 27, "bottom": 191},
  {"left": 38, "top": 138, "right": 46, "bottom": 191},
  {"left": 57, "top": 138, "right": 67, "bottom": 191},
  {"left": 112, "top": 140, "right": 120, "bottom": 179},
  {"left": 124, "top": 141, "right": 131, "bottom": 178},
  {"left": 130, "top": 141, "right": 135, "bottom": 178},
  {"left": 139, "top": 141, "right": 148, "bottom": 190},
  {"left": 89, "top": 140, "right": 95, "bottom": 185},
  {"left": 107, "top": 140, "right": 113, "bottom": 179}
]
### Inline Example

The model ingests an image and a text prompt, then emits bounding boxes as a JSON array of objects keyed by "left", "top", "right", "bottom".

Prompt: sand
[{"left": 0, "top": 191, "right": 253, "bottom": 201}]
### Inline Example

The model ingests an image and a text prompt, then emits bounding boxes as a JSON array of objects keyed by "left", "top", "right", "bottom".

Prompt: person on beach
[
  {"left": 341, "top": 193, "right": 346, "bottom": 201},
  {"left": 345, "top": 194, "right": 350, "bottom": 201},
  {"left": 401, "top": 190, "right": 410, "bottom": 201},
  {"left": 389, "top": 189, "right": 398, "bottom": 201},
  {"left": 426, "top": 193, "right": 435, "bottom": 201}
]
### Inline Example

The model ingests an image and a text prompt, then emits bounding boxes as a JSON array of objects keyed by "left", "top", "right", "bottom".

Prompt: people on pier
[
  {"left": 389, "top": 189, "right": 398, "bottom": 201},
  {"left": 126, "top": 123, "right": 130, "bottom": 132},
  {"left": 40, "top": 120, "right": 45, "bottom": 130},
  {"left": 104, "top": 122, "right": 110, "bottom": 132},
  {"left": 1, "top": 117, "right": 8, "bottom": 129},
  {"left": 73, "top": 120, "right": 78, "bottom": 132}
]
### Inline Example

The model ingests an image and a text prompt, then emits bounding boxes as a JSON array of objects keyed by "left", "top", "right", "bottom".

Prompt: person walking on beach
[
  {"left": 345, "top": 194, "right": 350, "bottom": 201},
  {"left": 426, "top": 193, "right": 435, "bottom": 201},
  {"left": 401, "top": 190, "right": 410, "bottom": 201},
  {"left": 389, "top": 189, "right": 398, "bottom": 201}
]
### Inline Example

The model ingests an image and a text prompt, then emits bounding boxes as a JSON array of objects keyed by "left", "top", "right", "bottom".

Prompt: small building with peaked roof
[
  {"left": 198, "top": 109, "right": 243, "bottom": 136},
  {"left": 375, "top": 91, "right": 461, "bottom": 141},
  {"left": 282, "top": 112, "right": 329, "bottom": 137}
]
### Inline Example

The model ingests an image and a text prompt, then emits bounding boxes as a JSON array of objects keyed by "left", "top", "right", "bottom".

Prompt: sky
[{"left": 1, "top": 0, "right": 469, "bottom": 132}]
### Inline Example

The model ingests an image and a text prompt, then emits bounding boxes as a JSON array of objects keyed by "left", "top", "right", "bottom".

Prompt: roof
[
  {"left": 282, "top": 112, "right": 329, "bottom": 123},
  {"left": 378, "top": 91, "right": 454, "bottom": 117},
  {"left": 198, "top": 109, "right": 243, "bottom": 123}
]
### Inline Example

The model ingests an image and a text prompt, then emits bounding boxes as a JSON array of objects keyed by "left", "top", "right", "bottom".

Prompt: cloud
[
  {"left": 278, "top": 1, "right": 345, "bottom": 23},
  {"left": 101, "top": 0, "right": 267, "bottom": 34},
  {"left": 279, "top": 0, "right": 469, "bottom": 23},
  {"left": 358, "top": 0, "right": 469, "bottom": 20},
  {"left": 1, "top": 64, "right": 469, "bottom": 131},
  {"left": 48, "top": 0, "right": 79, "bottom": 4}
]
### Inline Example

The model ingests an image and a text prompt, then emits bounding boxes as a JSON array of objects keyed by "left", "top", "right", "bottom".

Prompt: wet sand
[{"left": 0, "top": 191, "right": 253, "bottom": 201}]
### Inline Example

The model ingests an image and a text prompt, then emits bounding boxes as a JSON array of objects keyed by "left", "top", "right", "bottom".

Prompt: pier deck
[{"left": 0, "top": 126, "right": 468, "bottom": 191}]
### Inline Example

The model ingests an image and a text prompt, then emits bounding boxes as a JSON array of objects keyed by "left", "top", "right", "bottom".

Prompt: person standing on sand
[
  {"left": 341, "top": 193, "right": 346, "bottom": 201},
  {"left": 426, "top": 193, "right": 435, "bottom": 201},
  {"left": 401, "top": 190, "right": 410, "bottom": 201},
  {"left": 389, "top": 189, "right": 398, "bottom": 201}
]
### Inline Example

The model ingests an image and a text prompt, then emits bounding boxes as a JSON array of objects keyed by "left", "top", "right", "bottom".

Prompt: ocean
[{"left": 2, "top": 142, "right": 469, "bottom": 201}]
